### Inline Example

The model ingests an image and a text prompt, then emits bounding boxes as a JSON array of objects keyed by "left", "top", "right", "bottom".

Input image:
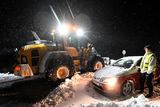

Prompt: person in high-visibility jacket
[{"left": 139, "top": 45, "right": 157, "bottom": 98}]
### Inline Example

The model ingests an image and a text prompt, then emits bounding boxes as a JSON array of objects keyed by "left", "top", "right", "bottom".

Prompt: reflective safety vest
[{"left": 140, "top": 52, "right": 156, "bottom": 73}]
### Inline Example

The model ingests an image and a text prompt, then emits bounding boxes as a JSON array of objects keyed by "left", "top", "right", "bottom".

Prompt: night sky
[{"left": 0, "top": 0, "right": 160, "bottom": 59}]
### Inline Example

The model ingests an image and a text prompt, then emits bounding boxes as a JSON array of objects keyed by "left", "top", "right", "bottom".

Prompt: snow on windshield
[{"left": 113, "top": 56, "right": 142, "bottom": 68}]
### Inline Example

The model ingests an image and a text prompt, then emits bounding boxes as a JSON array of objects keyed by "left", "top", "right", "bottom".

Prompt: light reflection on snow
[{"left": 34, "top": 72, "right": 160, "bottom": 107}]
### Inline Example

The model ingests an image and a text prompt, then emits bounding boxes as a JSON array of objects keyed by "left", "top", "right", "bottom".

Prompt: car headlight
[{"left": 101, "top": 77, "right": 117, "bottom": 85}]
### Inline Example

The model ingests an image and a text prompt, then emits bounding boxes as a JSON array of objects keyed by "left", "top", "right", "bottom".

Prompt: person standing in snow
[
  {"left": 139, "top": 45, "right": 157, "bottom": 98},
  {"left": 80, "top": 43, "right": 92, "bottom": 67}
]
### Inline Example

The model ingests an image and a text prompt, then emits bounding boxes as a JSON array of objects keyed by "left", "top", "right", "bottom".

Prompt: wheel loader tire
[
  {"left": 88, "top": 57, "right": 104, "bottom": 72},
  {"left": 47, "top": 57, "right": 74, "bottom": 82}
]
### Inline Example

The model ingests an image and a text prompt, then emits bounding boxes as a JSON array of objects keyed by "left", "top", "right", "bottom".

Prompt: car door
[{"left": 132, "top": 58, "right": 142, "bottom": 90}]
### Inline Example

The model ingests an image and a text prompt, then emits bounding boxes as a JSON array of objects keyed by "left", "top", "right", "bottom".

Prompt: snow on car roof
[
  {"left": 121, "top": 56, "right": 142, "bottom": 59},
  {"left": 120, "top": 56, "right": 142, "bottom": 61},
  {"left": 117, "top": 56, "right": 142, "bottom": 65}
]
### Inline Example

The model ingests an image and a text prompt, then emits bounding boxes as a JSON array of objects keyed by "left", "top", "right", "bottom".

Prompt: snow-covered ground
[
  {"left": 0, "top": 73, "right": 44, "bottom": 89},
  {"left": 34, "top": 72, "right": 160, "bottom": 107},
  {"left": 0, "top": 73, "right": 22, "bottom": 82},
  {"left": 0, "top": 73, "right": 23, "bottom": 88}
]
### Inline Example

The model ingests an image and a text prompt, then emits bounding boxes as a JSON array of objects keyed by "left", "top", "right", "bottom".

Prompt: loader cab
[
  {"left": 67, "top": 34, "right": 79, "bottom": 49},
  {"left": 65, "top": 33, "right": 88, "bottom": 50}
]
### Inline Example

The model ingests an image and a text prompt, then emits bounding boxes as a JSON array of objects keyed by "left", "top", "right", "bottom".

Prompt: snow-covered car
[{"left": 92, "top": 56, "right": 160, "bottom": 96}]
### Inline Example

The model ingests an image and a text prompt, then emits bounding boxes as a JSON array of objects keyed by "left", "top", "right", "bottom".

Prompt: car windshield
[{"left": 112, "top": 58, "right": 134, "bottom": 68}]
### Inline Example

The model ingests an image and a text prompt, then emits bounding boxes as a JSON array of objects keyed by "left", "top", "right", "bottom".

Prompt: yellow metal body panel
[
  {"left": 65, "top": 47, "right": 81, "bottom": 69},
  {"left": 18, "top": 44, "right": 49, "bottom": 74}
]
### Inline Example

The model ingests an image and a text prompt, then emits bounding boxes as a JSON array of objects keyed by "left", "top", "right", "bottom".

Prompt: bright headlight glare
[
  {"left": 57, "top": 23, "right": 69, "bottom": 35},
  {"left": 102, "top": 77, "right": 117, "bottom": 85},
  {"left": 76, "top": 28, "right": 84, "bottom": 37}
]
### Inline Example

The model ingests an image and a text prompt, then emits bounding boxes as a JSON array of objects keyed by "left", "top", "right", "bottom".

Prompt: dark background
[{"left": 0, "top": 0, "right": 160, "bottom": 67}]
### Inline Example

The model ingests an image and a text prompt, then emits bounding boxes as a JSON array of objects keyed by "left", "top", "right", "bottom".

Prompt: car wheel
[{"left": 121, "top": 80, "right": 133, "bottom": 96}]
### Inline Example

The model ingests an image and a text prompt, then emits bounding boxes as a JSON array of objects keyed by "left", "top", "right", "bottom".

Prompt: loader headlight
[
  {"left": 57, "top": 23, "right": 69, "bottom": 36},
  {"left": 56, "top": 22, "right": 85, "bottom": 37},
  {"left": 76, "top": 28, "right": 84, "bottom": 37}
]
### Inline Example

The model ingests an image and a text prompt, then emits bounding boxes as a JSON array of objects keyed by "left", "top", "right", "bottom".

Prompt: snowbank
[
  {"left": 0, "top": 73, "right": 22, "bottom": 83},
  {"left": 0, "top": 73, "right": 23, "bottom": 88},
  {"left": 81, "top": 94, "right": 160, "bottom": 107},
  {"left": 34, "top": 72, "right": 160, "bottom": 107}
]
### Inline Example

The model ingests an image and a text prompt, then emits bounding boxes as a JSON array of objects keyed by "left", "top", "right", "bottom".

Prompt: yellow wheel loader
[{"left": 13, "top": 31, "right": 104, "bottom": 82}]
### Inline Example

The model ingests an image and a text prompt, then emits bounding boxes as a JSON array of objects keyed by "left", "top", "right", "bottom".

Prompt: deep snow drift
[{"left": 34, "top": 72, "right": 160, "bottom": 107}]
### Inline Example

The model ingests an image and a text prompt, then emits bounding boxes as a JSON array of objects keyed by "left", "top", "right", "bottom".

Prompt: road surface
[{"left": 0, "top": 74, "right": 58, "bottom": 107}]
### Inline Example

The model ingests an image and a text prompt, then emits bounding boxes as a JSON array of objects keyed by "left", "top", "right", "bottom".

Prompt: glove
[
  {"left": 140, "top": 70, "right": 145, "bottom": 73},
  {"left": 146, "top": 73, "right": 153, "bottom": 78}
]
